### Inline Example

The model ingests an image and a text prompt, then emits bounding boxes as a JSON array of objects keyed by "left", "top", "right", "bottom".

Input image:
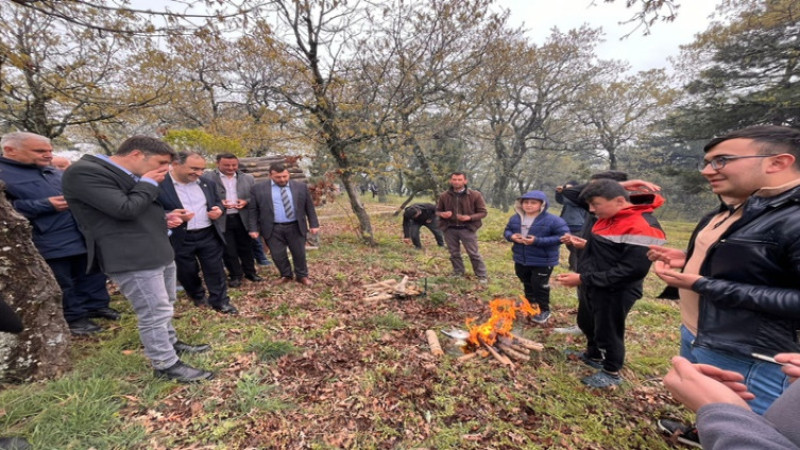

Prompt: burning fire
[{"left": 465, "top": 297, "right": 540, "bottom": 347}]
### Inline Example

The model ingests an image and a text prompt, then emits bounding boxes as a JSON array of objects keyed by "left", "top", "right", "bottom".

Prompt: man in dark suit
[
  {"left": 158, "top": 152, "right": 237, "bottom": 314},
  {"left": 203, "top": 153, "right": 263, "bottom": 287},
  {"left": 248, "top": 163, "right": 320, "bottom": 286},
  {"left": 62, "top": 136, "right": 213, "bottom": 383}
]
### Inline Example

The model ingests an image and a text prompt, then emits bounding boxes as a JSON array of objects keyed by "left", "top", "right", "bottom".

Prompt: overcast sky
[{"left": 494, "top": 0, "right": 719, "bottom": 72}]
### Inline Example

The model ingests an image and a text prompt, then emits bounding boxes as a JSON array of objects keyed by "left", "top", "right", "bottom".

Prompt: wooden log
[
  {"left": 509, "top": 333, "right": 545, "bottom": 351},
  {"left": 498, "top": 344, "right": 531, "bottom": 362},
  {"left": 363, "top": 293, "right": 393, "bottom": 302},
  {"left": 456, "top": 352, "right": 480, "bottom": 363},
  {"left": 362, "top": 279, "right": 398, "bottom": 290},
  {"left": 479, "top": 337, "right": 514, "bottom": 368},
  {"left": 426, "top": 330, "right": 444, "bottom": 356},
  {"left": 394, "top": 276, "right": 409, "bottom": 295},
  {"left": 498, "top": 336, "right": 531, "bottom": 355}
]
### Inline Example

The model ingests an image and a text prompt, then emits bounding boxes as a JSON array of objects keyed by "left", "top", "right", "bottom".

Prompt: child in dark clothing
[
  {"left": 556, "top": 179, "right": 666, "bottom": 388},
  {"left": 504, "top": 191, "right": 569, "bottom": 324}
]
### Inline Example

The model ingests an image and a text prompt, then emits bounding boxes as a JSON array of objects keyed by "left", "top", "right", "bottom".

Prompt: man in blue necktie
[{"left": 248, "top": 163, "right": 320, "bottom": 286}]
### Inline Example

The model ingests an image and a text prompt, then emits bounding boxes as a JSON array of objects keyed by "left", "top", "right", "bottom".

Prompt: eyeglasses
[{"left": 697, "top": 154, "right": 777, "bottom": 171}]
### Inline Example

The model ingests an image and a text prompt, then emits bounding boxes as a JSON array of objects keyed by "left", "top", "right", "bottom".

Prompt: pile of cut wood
[
  {"left": 426, "top": 330, "right": 544, "bottom": 369},
  {"left": 361, "top": 276, "right": 424, "bottom": 301}
]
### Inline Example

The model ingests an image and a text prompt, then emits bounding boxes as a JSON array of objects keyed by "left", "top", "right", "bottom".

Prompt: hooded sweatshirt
[{"left": 503, "top": 190, "right": 570, "bottom": 267}]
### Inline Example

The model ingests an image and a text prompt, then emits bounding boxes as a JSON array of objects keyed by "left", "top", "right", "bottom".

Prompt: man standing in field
[
  {"left": 63, "top": 136, "right": 213, "bottom": 383},
  {"left": 650, "top": 126, "right": 800, "bottom": 444},
  {"left": 435, "top": 172, "right": 489, "bottom": 283}
]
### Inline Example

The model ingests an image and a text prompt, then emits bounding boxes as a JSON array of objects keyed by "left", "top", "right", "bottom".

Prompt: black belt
[
  {"left": 186, "top": 226, "right": 213, "bottom": 234},
  {"left": 275, "top": 221, "right": 297, "bottom": 225},
  {"left": 449, "top": 225, "right": 467, "bottom": 229}
]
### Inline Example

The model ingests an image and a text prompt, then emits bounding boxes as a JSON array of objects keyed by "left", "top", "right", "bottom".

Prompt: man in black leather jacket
[{"left": 650, "top": 125, "right": 800, "bottom": 417}]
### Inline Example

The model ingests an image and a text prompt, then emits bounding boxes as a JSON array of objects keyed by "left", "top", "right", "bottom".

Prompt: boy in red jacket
[{"left": 557, "top": 179, "right": 666, "bottom": 388}]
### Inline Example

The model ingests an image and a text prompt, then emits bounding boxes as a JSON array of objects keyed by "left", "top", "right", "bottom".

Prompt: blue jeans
[
  {"left": 681, "top": 325, "right": 790, "bottom": 415},
  {"left": 108, "top": 263, "right": 179, "bottom": 370}
]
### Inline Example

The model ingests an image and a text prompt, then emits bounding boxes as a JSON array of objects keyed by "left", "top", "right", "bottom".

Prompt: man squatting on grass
[
  {"left": 556, "top": 179, "right": 666, "bottom": 389},
  {"left": 648, "top": 126, "right": 800, "bottom": 444},
  {"left": 503, "top": 190, "right": 569, "bottom": 325}
]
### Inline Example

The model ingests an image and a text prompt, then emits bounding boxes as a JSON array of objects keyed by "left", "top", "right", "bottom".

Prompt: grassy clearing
[{"left": 0, "top": 195, "right": 694, "bottom": 449}]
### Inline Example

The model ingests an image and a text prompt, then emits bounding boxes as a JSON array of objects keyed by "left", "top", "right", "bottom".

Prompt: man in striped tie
[{"left": 248, "top": 163, "right": 320, "bottom": 286}]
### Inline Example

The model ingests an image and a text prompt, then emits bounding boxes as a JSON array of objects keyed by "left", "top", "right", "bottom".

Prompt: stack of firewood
[
  {"left": 362, "top": 276, "right": 424, "bottom": 301},
  {"left": 426, "top": 331, "right": 543, "bottom": 368}
]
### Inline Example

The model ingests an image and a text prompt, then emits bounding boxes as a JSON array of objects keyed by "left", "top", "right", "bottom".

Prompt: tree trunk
[
  {"left": 338, "top": 171, "right": 375, "bottom": 244},
  {"left": 492, "top": 171, "right": 511, "bottom": 212},
  {"left": 0, "top": 182, "right": 71, "bottom": 382}
]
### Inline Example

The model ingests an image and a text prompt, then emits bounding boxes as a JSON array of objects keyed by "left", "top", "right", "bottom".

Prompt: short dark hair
[
  {"left": 579, "top": 179, "right": 629, "bottom": 203},
  {"left": 269, "top": 162, "right": 287, "bottom": 173},
  {"left": 589, "top": 170, "right": 628, "bottom": 182},
  {"left": 174, "top": 151, "right": 203, "bottom": 165},
  {"left": 450, "top": 171, "right": 467, "bottom": 178},
  {"left": 116, "top": 136, "right": 176, "bottom": 159},
  {"left": 705, "top": 126, "right": 800, "bottom": 168},
  {"left": 216, "top": 153, "right": 238, "bottom": 162}
]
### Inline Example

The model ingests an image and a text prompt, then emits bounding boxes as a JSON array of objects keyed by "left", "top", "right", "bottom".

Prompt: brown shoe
[
  {"left": 273, "top": 277, "right": 293, "bottom": 285},
  {"left": 297, "top": 277, "right": 313, "bottom": 286}
]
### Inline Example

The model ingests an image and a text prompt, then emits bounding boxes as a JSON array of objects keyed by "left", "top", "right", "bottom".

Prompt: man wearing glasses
[{"left": 649, "top": 126, "right": 800, "bottom": 445}]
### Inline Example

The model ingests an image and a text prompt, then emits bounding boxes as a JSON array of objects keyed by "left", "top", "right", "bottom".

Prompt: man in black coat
[
  {"left": 158, "top": 152, "right": 237, "bottom": 314},
  {"left": 248, "top": 163, "right": 319, "bottom": 286}
]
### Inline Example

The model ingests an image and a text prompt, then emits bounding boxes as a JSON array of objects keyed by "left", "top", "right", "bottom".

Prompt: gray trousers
[
  {"left": 108, "top": 262, "right": 179, "bottom": 370},
  {"left": 444, "top": 227, "right": 487, "bottom": 278}
]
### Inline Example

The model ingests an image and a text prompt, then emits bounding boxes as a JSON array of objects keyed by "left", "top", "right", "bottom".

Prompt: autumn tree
[
  {"left": 667, "top": 0, "right": 800, "bottom": 138},
  {"left": 478, "top": 27, "right": 609, "bottom": 211},
  {"left": 0, "top": 4, "right": 175, "bottom": 140},
  {"left": 359, "top": 0, "right": 506, "bottom": 200},
  {"left": 572, "top": 68, "right": 677, "bottom": 169}
]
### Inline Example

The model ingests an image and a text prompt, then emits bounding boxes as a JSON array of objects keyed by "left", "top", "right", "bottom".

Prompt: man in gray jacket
[
  {"left": 204, "top": 154, "right": 262, "bottom": 287},
  {"left": 62, "top": 136, "right": 213, "bottom": 383}
]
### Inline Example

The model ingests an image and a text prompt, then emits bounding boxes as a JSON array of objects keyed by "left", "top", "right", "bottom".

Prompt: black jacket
[
  {"left": 402, "top": 203, "right": 437, "bottom": 237},
  {"left": 690, "top": 185, "right": 800, "bottom": 357}
]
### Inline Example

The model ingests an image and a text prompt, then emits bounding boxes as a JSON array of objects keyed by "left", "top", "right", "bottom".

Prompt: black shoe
[
  {"left": 154, "top": 360, "right": 214, "bottom": 383},
  {"left": 256, "top": 259, "right": 272, "bottom": 266},
  {"left": 0, "top": 437, "right": 31, "bottom": 450},
  {"left": 658, "top": 419, "right": 701, "bottom": 448},
  {"left": 192, "top": 296, "right": 210, "bottom": 307},
  {"left": 87, "top": 307, "right": 121, "bottom": 321},
  {"left": 174, "top": 340, "right": 211, "bottom": 355},
  {"left": 245, "top": 274, "right": 263, "bottom": 282},
  {"left": 213, "top": 303, "right": 238, "bottom": 315},
  {"left": 228, "top": 278, "right": 242, "bottom": 288},
  {"left": 68, "top": 318, "right": 102, "bottom": 335}
]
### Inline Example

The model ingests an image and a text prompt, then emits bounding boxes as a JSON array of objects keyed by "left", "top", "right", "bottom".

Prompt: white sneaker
[{"left": 553, "top": 325, "right": 582, "bottom": 335}]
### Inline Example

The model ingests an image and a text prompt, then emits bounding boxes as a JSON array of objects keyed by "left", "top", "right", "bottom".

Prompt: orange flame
[{"left": 466, "top": 297, "right": 540, "bottom": 346}]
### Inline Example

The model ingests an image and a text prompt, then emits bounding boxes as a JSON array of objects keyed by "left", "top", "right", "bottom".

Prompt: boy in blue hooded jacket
[{"left": 504, "top": 190, "right": 569, "bottom": 324}]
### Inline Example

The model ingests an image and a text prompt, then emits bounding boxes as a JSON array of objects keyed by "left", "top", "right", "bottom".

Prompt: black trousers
[
  {"left": 577, "top": 285, "right": 640, "bottom": 372},
  {"left": 176, "top": 228, "right": 229, "bottom": 308},
  {"left": 267, "top": 222, "right": 308, "bottom": 279},
  {"left": 408, "top": 220, "right": 444, "bottom": 248},
  {"left": 514, "top": 263, "right": 553, "bottom": 312},
  {"left": 223, "top": 214, "right": 257, "bottom": 280},
  {"left": 47, "top": 253, "right": 110, "bottom": 323}
]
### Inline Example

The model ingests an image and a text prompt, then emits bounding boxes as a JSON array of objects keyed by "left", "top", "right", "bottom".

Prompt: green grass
[{"left": 0, "top": 196, "right": 695, "bottom": 449}]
